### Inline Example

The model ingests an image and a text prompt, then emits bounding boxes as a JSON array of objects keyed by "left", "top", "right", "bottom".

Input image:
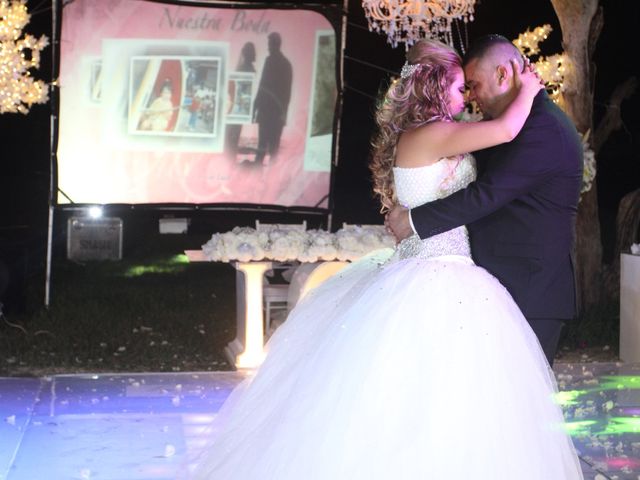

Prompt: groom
[{"left": 385, "top": 34, "right": 583, "bottom": 366}]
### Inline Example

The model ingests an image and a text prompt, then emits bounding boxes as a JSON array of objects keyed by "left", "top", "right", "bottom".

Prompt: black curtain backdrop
[{"left": 1, "top": 0, "right": 638, "bottom": 309}]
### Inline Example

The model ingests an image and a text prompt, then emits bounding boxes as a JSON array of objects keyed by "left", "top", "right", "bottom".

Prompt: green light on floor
[
  {"left": 171, "top": 254, "right": 189, "bottom": 264},
  {"left": 556, "top": 376, "right": 640, "bottom": 401},
  {"left": 598, "top": 376, "right": 640, "bottom": 391},
  {"left": 566, "top": 417, "right": 640, "bottom": 436},
  {"left": 555, "top": 390, "right": 586, "bottom": 406},
  {"left": 597, "top": 417, "right": 640, "bottom": 435},
  {"left": 564, "top": 419, "right": 597, "bottom": 436},
  {"left": 124, "top": 255, "right": 189, "bottom": 277}
]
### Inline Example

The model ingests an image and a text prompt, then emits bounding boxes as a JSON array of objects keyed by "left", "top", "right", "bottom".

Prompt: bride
[{"left": 190, "top": 39, "right": 584, "bottom": 479}]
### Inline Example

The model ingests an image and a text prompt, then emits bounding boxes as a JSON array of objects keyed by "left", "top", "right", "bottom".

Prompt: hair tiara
[{"left": 400, "top": 62, "right": 421, "bottom": 79}]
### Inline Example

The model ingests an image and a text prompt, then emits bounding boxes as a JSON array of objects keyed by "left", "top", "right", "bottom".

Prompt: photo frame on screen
[
  {"left": 128, "top": 56, "right": 222, "bottom": 138},
  {"left": 89, "top": 58, "right": 102, "bottom": 103},
  {"left": 304, "top": 30, "right": 336, "bottom": 172},
  {"left": 226, "top": 72, "right": 256, "bottom": 125}
]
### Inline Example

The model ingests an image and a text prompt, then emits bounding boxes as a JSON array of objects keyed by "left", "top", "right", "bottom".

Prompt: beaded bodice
[{"left": 392, "top": 154, "right": 476, "bottom": 261}]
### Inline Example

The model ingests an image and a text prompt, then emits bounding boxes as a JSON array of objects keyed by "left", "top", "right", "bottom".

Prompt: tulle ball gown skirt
[{"left": 189, "top": 250, "right": 584, "bottom": 479}]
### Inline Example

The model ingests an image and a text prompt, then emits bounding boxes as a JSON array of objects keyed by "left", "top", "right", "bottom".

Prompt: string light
[
  {"left": 513, "top": 25, "right": 552, "bottom": 57},
  {"left": 513, "top": 24, "right": 569, "bottom": 106},
  {"left": 0, "top": 0, "right": 49, "bottom": 114}
]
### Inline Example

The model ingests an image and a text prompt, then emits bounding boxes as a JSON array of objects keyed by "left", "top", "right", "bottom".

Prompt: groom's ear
[{"left": 496, "top": 64, "right": 509, "bottom": 86}]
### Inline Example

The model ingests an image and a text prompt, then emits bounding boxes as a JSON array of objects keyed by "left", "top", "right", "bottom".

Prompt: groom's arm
[{"left": 410, "top": 122, "right": 559, "bottom": 239}]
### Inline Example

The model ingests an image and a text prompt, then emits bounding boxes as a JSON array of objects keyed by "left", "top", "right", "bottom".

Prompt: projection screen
[{"left": 56, "top": 0, "right": 339, "bottom": 208}]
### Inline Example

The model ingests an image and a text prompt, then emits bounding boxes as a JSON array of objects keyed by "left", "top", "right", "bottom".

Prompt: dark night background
[{"left": 0, "top": 0, "right": 638, "bottom": 313}]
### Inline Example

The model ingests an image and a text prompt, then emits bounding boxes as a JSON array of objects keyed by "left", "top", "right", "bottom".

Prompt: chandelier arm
[{"left": 362, "top": 0, "right": 476, "bottom": 49}]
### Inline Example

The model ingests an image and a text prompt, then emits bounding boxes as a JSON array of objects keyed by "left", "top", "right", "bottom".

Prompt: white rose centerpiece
[{"left": 202, "top": 224, "right": 395, "bottom": 263}]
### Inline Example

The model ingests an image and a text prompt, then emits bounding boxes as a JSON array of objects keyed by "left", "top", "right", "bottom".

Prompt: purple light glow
[{"left": 606, "top": 457, "right": 640, "bottom": 469}]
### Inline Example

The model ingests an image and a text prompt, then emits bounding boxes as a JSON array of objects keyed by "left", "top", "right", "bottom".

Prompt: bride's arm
[{"left": 407, "top": 60, "right": 543, "bottom": 162}]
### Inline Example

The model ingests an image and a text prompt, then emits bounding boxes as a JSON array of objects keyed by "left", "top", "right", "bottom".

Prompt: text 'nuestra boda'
[{"left": 159, "top": 8, "right": 272, "bottom": 34}]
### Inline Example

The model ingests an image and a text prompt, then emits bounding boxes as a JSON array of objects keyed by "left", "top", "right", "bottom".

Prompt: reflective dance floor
[{"left": 1, "top": 363, "right": 639, "bottom": 479}]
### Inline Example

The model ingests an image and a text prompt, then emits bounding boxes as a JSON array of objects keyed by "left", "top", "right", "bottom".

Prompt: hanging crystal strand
[
  {"left": 452, "top": 19, "right": 466, "bottom": 54},
  {"left": 463, "top": 18, "right": 469, "bottom": 54}
]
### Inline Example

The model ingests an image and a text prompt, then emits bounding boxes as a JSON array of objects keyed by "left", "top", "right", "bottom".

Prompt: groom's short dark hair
[{"left": 462, "top": 34, "right": 518, "bottom": 67}]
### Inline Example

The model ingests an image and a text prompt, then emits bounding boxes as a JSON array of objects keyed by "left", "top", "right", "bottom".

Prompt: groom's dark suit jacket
[{"left": 411, "top": 91, "right": 583, "bottom": 320}]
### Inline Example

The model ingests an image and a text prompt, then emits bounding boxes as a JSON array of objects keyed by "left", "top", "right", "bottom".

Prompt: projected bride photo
[{"left": 128, "top": 56, "right": 221, "bottom": 137}]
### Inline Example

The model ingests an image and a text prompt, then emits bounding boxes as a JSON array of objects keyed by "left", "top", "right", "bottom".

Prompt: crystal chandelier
[{"left": 362, "top": 0, "right": 476, "bottom": 49}]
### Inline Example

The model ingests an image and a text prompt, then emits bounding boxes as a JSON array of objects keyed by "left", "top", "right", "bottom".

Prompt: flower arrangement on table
[{"left": 202, "top": 225, "right": 395, "bottom": 263}]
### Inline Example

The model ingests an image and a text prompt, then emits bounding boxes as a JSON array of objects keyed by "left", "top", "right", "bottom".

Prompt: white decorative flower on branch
[
  {"left": 580, "top": 131, "right": 596, "bottom": 196},
  {"left": 0, "top": 0, "right": 49, "bottom": 114},
  {"left": 513, "top": 25, "right": 569, "bottom": 106}
]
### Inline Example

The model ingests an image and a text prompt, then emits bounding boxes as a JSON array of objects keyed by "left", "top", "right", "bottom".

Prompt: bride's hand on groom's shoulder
[{"left": 385, "top": 205, "right": 413, "bottom": 244}]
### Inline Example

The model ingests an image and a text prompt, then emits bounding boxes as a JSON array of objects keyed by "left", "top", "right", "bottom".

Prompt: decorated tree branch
[
  {"left": 512, "top": 2, "right": 637, "bottom": 316},
  {"left": 547, "top": 0, "right": 602, "bottom": 313},
  {"left": 593, "top": 77, "right": 638, "bottom": 154},
  {"left": 597, "top": 185, "right": 639, "bottom": 312},
  {"left": 0, "top": 0, "right": 49, "bottom": 114},
  {"left": 595, "top": 76, "right": 637, "bottom": 298},
  {"left": 547, "top": 0, "right": 637, "bottom": 314}
]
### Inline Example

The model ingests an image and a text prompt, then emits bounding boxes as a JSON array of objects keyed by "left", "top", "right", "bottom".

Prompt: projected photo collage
[{"left": 57, "top": 0, "right": 337, "bottom": 206}]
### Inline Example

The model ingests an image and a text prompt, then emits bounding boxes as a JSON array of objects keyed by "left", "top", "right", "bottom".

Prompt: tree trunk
[
  {"left": 604, "top": 189, "right": 640, "bottom": 298},
  {"left": 549, "top": 0, "right": 602, "bottom": 313},
  {"left": 594, "top": 76, "right": 638, "bottom": 302},
  {"left": 615, "top": 189, "right": 640, "bottom": 255}
]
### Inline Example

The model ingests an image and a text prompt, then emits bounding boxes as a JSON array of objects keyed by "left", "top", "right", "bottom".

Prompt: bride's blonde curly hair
[{"left": 370, "top": 39, "right": 462, "bottom": 212}]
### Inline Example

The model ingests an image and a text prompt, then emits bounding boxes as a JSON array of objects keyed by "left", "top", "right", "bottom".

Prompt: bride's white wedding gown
[{"left": 191, "top": 154, "right": 584, "bottom": 479}]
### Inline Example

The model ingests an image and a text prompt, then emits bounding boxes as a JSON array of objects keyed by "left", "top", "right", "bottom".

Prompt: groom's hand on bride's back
[{"left": 385, "top": 205, "right": 413, "bottom": 243}]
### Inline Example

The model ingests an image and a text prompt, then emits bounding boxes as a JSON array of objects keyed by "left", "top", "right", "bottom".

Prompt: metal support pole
[{"left": 45, "top": 0, "right": 59, "bottom": 307}]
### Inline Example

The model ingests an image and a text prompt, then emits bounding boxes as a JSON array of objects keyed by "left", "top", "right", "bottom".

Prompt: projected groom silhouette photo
[{"left": 253, "top": 32, "right": 293, "bottom": 166}]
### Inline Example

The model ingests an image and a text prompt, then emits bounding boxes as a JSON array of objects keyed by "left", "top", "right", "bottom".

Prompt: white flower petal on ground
[{"left": 164, "top": 444, "right": 176, "bottom": 457}]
